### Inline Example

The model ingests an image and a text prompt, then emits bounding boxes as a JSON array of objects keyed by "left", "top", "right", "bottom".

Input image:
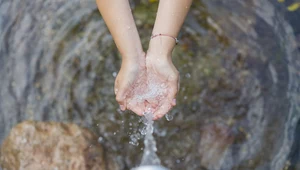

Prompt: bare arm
[
  {"left": 96, "top": 0, "right": 146, "bottom": 115},
  {"left": 96, "top": 0, "right": 143, "bottom": 60},
  {"left": 96, "top": 0, "right": 193, "bottom": 118},
  {"left": 146, "top": 0, "right": 193, "bottom": 119},
  {"left": 148, "top": 0, "right": 193, "bottom": 56}
]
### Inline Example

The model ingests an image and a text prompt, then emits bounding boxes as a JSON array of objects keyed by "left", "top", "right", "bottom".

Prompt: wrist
[
  {"left": 148, "top": 35, "right": 176, "bottom": 57},
  {"left": 146, "top": 50, "right": 173, "bottom": 66},
  {"left": 122, "top": 50, "right": 145, "bottom": 63},
  {"left": 121, "top": 51, "right": 145, "bottom": 70}
]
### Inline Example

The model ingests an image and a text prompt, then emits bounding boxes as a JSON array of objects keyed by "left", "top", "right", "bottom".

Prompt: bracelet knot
[{"left": 151, "top": 33, "right": 179, "bottom": 45}]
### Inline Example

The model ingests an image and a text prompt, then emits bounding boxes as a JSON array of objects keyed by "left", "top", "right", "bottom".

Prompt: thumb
[
  {"left": 167, "top": 77, "right": 179, "bottom": 106},
  {"left": 115, "top": 79, "right": 128, "bottom": 111}
]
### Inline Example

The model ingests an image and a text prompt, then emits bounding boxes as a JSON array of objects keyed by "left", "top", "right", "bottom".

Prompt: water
[
  {"left": 129, "top": 112, "right": 161, "bottom": 166},
  {"left": 140, "top": 112, "right": 161, "bottom": 166},
  {"left": 165, "top": 114, "right": 173, "bottom": 121},
  {"left": 132, "top": 112, "right": 167, "bottom": 170},
  {"left": 0, "top": 0, "right": 300, "bottom": 169}
]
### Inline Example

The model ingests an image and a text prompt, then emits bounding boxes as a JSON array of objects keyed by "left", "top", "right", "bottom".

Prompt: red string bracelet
[{"left": 151, "top": 33, "right": 179, "bottom": 45}]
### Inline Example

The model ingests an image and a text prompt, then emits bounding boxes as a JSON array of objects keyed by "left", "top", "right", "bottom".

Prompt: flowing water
[
  {"left": 0, "top": 0, "right": 300, "bottom": 169},
  {"left": 140, "top": 112, "right": 160, "bottom": 166}
]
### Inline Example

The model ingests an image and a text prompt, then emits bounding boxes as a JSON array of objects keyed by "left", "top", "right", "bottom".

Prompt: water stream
[
  {"left": 0, "top": 0, "right": 300, "bottom": 169},
  {"left": 140, "top": 112, "right": 161, "bottom": 166}
]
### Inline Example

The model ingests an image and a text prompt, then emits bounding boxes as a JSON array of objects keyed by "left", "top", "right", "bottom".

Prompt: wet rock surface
[
  {"left": 198, "top": 123, "right": 234, "bottom": 170},
  {"left": 0, "top": 121, "right": 111, "bottom": 170}
]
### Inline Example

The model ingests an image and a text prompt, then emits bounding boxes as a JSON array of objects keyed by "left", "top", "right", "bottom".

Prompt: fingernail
[
  {"left": 120, "top": 105, "right": 125, "bottom": 111},
  {"left": 172, "top": 99, "right": 176, "bottom": 105}
]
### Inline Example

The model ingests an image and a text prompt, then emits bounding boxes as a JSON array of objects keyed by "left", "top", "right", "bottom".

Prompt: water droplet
[
  {"left": 160, "top": 83, "right": 166, "bottom": 88},
  {"left": 112, "top": 72, "right": 117, "bottom": 77},
  {"left": 165, "top": 114, "right": 173, "bottom": 121},
  {"left": 113, "top": 132, "right": 117, "bottom": 135},
  {"left": 139, "top": 118, "right": 143, "bottom": 123},
  {"left": 117, "top": 108, "right": 123, "bottom": 114},
  {"left": 184, "top": 96, "right": 188, "bottom": 100},
  {"left": 129, "top": 123, "right": 133, "bottom": 126},
  {"left": 129, "top": 141, "right": 139, "bottom": 146},
  {"left": 98, "top": 137, "right": 103, "bottom": 143},
  {"left": 149, "top": 125, "right": 154, "bottom": 134},
  {"left": 185, "top": 73, "right": 191, "bottom": 78},
  {"left": 157, "top": 129, "right": 167, "bottom": 137},
  {"left": 176, "top": 159, "right": 181, "bottom": 163},
  {"left": 140, "top": 126, "right": 147, "bottom": 135},
  {"left": 129, "top": 134, "right": 140, "bottom": 146},
  {"left": 127, "top": 26, "right": 131, "bottom": 29}
]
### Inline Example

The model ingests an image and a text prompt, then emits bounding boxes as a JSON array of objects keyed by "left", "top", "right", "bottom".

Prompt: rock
[
  {"left": 0, "top": 121, "right": 106, "bottom": 170},
  {"left": 198, "top": 123, "right": 234, "bottom": 170}
]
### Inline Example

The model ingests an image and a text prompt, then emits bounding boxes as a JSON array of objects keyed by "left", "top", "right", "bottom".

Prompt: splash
[{"left": 140, "top": 112, "right": 161, "bottom": 166}]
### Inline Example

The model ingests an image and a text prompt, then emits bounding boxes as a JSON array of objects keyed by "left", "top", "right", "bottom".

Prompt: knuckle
[
  {"left": 170, "top": 71, "right": 179, "bottom": 81},
  {"left": 115, "top": 95, "right": 124, "bottom": 103},
  {"left": 114, "top": 77, "right": 120, "bottom": 85}
]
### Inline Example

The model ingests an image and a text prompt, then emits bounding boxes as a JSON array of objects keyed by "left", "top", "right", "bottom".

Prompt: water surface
[{"left": 0, "top": 0, "right": 299, "bottom": 169}]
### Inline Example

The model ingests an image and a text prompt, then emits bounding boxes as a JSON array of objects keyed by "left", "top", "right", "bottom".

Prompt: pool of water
[{"left": 0, "top": 0, "right": 299, "bottom": 169}]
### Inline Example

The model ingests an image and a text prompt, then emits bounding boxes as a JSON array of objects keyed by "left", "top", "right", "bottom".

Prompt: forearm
[
  {"left": 149, "top": 0, "right": 193, "bottom": 56},
  {"left": 96, "top": 0, "right": 143, "bottom": 62}
]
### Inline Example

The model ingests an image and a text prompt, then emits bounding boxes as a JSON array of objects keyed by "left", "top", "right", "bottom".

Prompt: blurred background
[{"left": 0, "top": 0, "right": 300, "bottom": 169}]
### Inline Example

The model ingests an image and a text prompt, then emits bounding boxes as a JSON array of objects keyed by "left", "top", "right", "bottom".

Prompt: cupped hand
[
  {"left": 114, "top": 53, "right": 147, "bottom": 116},
  {"left": 144, "top": 52, "right": 180, "bottom": 120},
  {"left": 114, "top": 51, "right": 180, "bottom": 120}
]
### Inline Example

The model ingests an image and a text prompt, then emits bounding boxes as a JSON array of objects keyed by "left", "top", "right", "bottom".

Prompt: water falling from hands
[{"left": 140, "top": 112, "right": 161, "bottom": 166}]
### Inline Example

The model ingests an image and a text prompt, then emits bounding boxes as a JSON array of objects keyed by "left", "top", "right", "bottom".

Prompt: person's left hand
[{"left": 143, "top": 51, "right": 180, "bottom": 120}]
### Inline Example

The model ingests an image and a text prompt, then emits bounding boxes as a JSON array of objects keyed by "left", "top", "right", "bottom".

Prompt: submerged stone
[{"left": 0, "top": 121, "right": 106, "bottom": 170}]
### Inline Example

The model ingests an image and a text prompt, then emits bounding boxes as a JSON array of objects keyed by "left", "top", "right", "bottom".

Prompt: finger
[
  {"left": 145, "top": 98, "right": 159, "bottom": 111},
  {"left": 127, "top": 100, "right": 145, "bottom": 116},
  {"left": 167, "top": 82, "right": 179, "bottom": 106},
  {"left": 116, "top": 93, "right": 127, "bottom": 111},
  {"left": 153, "top": 102, "right": 172, "bottom": 120},
  {"left": 172, "top": 98, "right": 177, "bottom": 106},
  {"left": 119, "top": 104, "right": 126, "bottom": 111},
  {"left": 114, "top": 80, "right": 119, "bottom": 95},
  {"left": 131, "top": 107, "right": 144, "bottom": 116},
  {"left": 115, "top": 80, "right": 128, "bottom": 110}
]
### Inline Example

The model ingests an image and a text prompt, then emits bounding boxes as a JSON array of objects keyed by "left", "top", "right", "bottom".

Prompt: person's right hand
[{"left": 114, "top": 52, "right": 147, "bottom": 116}]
